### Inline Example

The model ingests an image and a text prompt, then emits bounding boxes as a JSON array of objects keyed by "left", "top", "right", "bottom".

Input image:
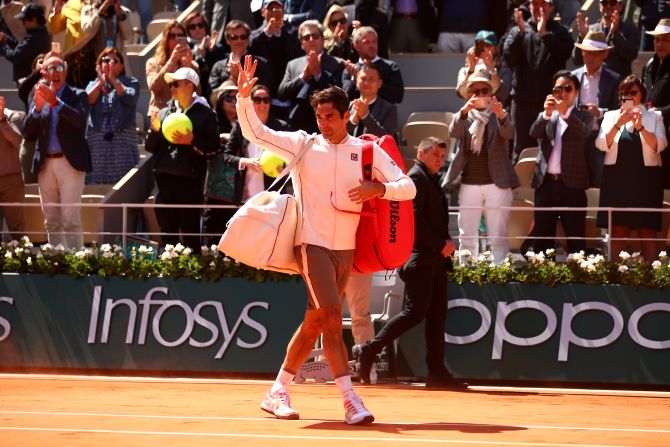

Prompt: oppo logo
[
  {"left": 87, "top": 286, "right": 269, "bottom": 359},
  {"left": 446, "top": 299, "right": 670, "bottom": 361},
  {"left": 0, "top": 296, "right": 13, "bottom": 342}
]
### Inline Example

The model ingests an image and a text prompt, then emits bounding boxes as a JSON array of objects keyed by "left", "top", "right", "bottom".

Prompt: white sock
[
  {"left": 270, "top": 368, "right": 295, "bottom": 393},
  {"left": 335, "top": 375, "right": 355, "bottom": 400}
]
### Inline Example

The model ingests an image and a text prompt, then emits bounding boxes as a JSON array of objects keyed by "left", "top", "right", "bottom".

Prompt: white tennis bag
[{"left": 218, "top": 141, "right": 311, "bottom": 275}]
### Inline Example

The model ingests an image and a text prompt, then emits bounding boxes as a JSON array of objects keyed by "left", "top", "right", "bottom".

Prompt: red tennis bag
[{"left": 352, "top": 134, "right": 415, "bottom": 273}]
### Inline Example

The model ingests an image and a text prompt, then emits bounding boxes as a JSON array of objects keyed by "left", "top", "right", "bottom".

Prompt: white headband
[{"left": 582, "top": 39, "right": 609, "bottom": 50}]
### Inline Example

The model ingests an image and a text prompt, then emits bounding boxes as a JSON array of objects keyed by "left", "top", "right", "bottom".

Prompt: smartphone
[
  {"left": 621, "top": 98, "right": 633, "bottom": 112},
  {"left": 176, "top": 36, "right": 188, "bottom": 46},
  {"left": 473, "top": 97, "right": 491, "bottom": 109},
  {"left": 474, "top": 40, "right": 484, "bottom": 57},
  {"left": 51, "top": 42, "right": 61, "bottom": 54}
]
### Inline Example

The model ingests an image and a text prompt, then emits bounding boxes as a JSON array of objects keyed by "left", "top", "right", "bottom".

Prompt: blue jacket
[
  {"left": 24, "top": 83, "right": 92, "bottom": 174},
  {"left": 87, "top": 76, "right": 140, "bottom": 131}
]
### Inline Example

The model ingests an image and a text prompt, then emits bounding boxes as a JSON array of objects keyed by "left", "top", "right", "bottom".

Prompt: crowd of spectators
[{"left": 1, "top": 0, "right": 670, "bottom": 262}]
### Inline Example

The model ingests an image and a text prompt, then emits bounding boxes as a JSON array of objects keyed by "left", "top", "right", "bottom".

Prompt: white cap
[{"left": 164, "top": 67, "right": 200, "bottom": 88}]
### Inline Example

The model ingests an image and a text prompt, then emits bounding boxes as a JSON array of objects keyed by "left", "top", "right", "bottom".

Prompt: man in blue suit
[
  {"left": 571, "top": 31, "right": 620, "bottom": 187},
  {"left": 24, "top": 52, "right": 91, "bottom": 249}
]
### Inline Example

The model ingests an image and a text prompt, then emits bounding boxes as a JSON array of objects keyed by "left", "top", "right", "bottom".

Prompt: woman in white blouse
[{"left": 595, "top": 75, "right": 668, "bottom": 261}]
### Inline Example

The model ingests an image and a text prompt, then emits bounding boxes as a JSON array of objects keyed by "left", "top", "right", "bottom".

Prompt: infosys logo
[{"left": 87, "top": 286, "right": 269, "bottom": 359}]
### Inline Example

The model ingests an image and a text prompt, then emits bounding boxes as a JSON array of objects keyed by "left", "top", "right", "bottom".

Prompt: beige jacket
[
  {"left": 0, "top": 108, "right": 24, "bottom": 177},
  {"left": 596, "top": 107, "right": 668, "bottom": 167}
]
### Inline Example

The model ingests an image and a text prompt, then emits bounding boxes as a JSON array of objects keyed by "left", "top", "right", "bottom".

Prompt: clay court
[{"left": 1, "top": 374, "right": 669, "bottom": 446}]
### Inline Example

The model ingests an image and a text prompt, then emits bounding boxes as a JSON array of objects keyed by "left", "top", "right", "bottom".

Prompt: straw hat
[
  {"left": 646, "top": 18, "right": 670, "bottom": 36},
  {"left": 458, "top": 68, "right": 500, "bottom": 98},
  {"left": 574, "top": 31, "right": 613, "bottom": 52},
  {"left": 209, "top": 80, "right": 238, "bottom": 107}
]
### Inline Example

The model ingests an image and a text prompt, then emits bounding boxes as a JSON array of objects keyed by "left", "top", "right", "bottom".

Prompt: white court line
[
  {"left": 1, "top": 410, "right": 669, "bottom": 435},
  {"left": 0, "top": 426, "right": 636, "bottom": 447},
  {"left": 1, "top": 373, "right": 669, "bottom": 398}
]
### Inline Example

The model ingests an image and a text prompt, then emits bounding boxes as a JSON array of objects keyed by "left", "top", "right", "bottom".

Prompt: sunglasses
[
  {"left": 223, "top": 94, "right": 237, "bottom": 103},
  {"left": 553, "top": 85, "right": 574, "bottom": 93},
  {"left": 300, "top": 32, "right": 321, "bottom": 41},
  {"left": 187, "top": 22, "right": 206, "bottom": 31},
  {"left": 469, "top": 87, "right": 491, "bottom": 96},
  {"left": 169, "top": 81, "right": 182, "bottom": 89},
  {"left": 251, "top": 96, "right": 271, "bottom": 104},
  {"left": 44, "top": 65, "right": 65, "bottom": 73},
  {"left": 227, "top": 33, "right": 249, "bottom": 41},
  {"left": 329, "top": 17, "right": 347, "bottom": 27},
  {"left": 101, "top": 57, "right": 120, "bottom": 64},
  {"left": 168, "top": 32, "right": 186, "bottom": 40}
]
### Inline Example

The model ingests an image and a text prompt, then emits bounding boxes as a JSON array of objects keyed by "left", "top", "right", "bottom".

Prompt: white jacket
[
  {"left": 596, "top": 107, "right": 668, "bottom": 166},
  {"left": 237, "top": 95, "right": 416, "bottom": 250}
]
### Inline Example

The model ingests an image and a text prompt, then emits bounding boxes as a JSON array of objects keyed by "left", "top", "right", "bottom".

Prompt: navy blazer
[
  {"left": 346, "top": 96, "right": 398, "bottom": 139},
  {"left": 530, "top": 109, "right": 594, "bottom": 190},
  {"left": 572, "top": 65, "right": 621, "bottom": 117},
  {"left": 24, "top": 83, "right": 91, "bottom": 175}
]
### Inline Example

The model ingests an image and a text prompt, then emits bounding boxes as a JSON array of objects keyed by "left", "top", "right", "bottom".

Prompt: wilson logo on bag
[{"left": 352, "top": 134, "right": 414, "bottom": 273}]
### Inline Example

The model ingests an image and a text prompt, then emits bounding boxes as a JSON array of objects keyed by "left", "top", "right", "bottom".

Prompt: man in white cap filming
[{"left": 146, "top": 67, "right": 220, "bottom": 248}]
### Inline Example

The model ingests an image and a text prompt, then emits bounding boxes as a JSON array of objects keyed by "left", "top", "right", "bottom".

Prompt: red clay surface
[{"left": 0, "top": 374, "right": 669, "bottom": 447}]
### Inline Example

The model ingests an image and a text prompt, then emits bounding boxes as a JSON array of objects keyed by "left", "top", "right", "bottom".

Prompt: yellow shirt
[{"left": 48, "top": 0, "right": 85, "bottom": 53}]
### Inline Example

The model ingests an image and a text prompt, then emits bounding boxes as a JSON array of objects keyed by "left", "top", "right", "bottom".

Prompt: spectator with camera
[
  {"left": 0, "top": 4, "right": 51, "bottom": 86},
  {"left": 526, "top": 70, "right": 594, "bottom": 255},
  {"left": 85, "top": 47, "right": 139, "bottom": 185},
  {"left": 446, "top": 69, "right": 518, "bottom": 264},
  {"left": 457, "top": 30, "right": 512, "bottom": 107},
  {"left": 146, "top": 20, "right": 199, "bottom": 117},
  {"left": 596, "top": 75, "right": 667, "bottom": 262},
  {"left": 322, "top": 4, "right": 356, "bottom": 62},
  {"left": 184, "top": 11, "right": 226, "bottom": 103}
]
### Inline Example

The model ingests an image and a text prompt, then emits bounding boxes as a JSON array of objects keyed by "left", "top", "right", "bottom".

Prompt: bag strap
[{"left": 267, "top": 135, "right": 315, "bottom": 192}]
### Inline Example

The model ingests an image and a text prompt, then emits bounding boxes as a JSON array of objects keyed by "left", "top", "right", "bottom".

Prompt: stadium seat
[
  {"left": 402, "top": 120, "right": 451, "bottom": 154},
  {"left": 585, "top": 188, "right": 600, "bottom": 219},
  {"left": 406, "top": 111, "right": 452, "bottom": 125},
  {"left": 518, "top": 146, "right": 539, "bottom": 160},
  {"left": 507, "top": 200, "right": 534, "bottom": 252},
  {"left": 512, "top": 187, "right": 534, "bottom": 203},
  {"left": 146, "top": 19, "right": 172, "bottom": 43},
  {"left": 514, "top": 157, "right": 536, "bottom": 188},
  {"left": 153, "top": 11, "right": 179, "bottom": 20}
]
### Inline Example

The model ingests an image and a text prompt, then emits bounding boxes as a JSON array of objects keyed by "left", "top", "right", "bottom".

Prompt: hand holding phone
[
  {"left": 473, "top": 97, "right": 491, "bottom": 109},
  {"left": 621, "top": 98, "right": 633, "bottom": 113}
]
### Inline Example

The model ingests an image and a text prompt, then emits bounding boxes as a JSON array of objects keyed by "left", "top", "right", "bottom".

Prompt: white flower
[
  {"left": 460, "top": 249, "right": 472, "bottom": 258},
  {"left": 24, "top": 241, "right": 33, "bottom": 248},
  {"left": 545, "top": 248, "right": 555, "bottom": 256},
  {"left": 210, "top": 244, "right": 218, "bottom": 253},
  {"left": 5, "top": 251, "right": 12, "bottom": 259},
  {"left": 618, "top": 265, "right": 628, "bottom": 273},
  {"left": 580, "top": 260, "right": 590, "bottom": 270},
  {"left": 174, "top": 243, "right": 185, "bottom": 253},
  {"left": 75, "top": 250, "right": 87, "bottom": 259},
  {"left": 477, "top": 253, "right": 487, "bottom": 262},
  {"left": 201, "top": 245, "right": 209, "bottom": 254},
  {"left": 14, "top": 247, "right": 23, "bottom": 255},
  {"left": 659, "top": 251, "right": 668, "bottom": 260},
  {"left": 26, "top": 257, "right": 32, "bottom": 265},
  {"left": 593, "top": 255, "right": 605, "bottom": 264},
  {"left": 525, "top": 250, "right": 536, "bottom": 258},
  {"left": 36, "top": 253, "right": 43, "bottom": 259},
  {"left": 209, "top": 261, "right": 216, "bottom": 267},
  {"left": 164, "top": 244, "right": 175, "bottom": 253},
  {"left": 652, "top": 260, "right": 662, "bottom": 270},
  {"left": 100, "top": 243, "right": 112, "bottom": 253},
  {"left": 21, "top": 236, "right": 30, "bottom": 244},
  {"left": 55, "top": 244, "right": 65, "bottom": 254},
  {"left": 138, "top": 245, "right": 149, "bottom": 254},
  {"left": 161, "top": 251, "right": 172, "bottom": 260},
  {"left": 587, "top": 264, "right": 596, "bottom": 272},
  {"left": 632, "top": 252, "right": 641, "bottom": 258},
  {"left": 183, "top": 247, "right": 192, "bottom": 256},
  {"left": 619, "top": 251, "right": 631, "bottom": 260},
  {"left": 118, "top": 252, "right": 124, "bottom": 258}
]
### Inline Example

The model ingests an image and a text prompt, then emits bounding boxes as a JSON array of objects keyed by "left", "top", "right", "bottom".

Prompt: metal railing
[{"left": 1, "top": 201, "right": 669, "bottom": 260}]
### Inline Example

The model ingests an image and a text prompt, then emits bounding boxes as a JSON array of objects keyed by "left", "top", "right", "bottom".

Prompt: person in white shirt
[{"left": 236, "top": 55, "right": 415, "bottom": 425}]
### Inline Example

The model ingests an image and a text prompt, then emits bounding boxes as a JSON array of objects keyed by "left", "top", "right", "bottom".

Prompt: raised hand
[
  {"left": 537, "top": 6, "right": 548, "bottom": 37},
  {"left": 576, "top": 12, "right": 589, "bottom": 39},
  {"left": 543, "top": 94, "right": 557, "bottom": 116},
  {"left": 236, "top": 54, "right": 258, "bottom": 97},
  {"left": 611, "top": 9, "right": 620, "bottom": 34},
  {"left": 514, "top": 8, "right": 526, "bottom": 33},
  {"left": 491, "top": 96, "right": 506, "bottom": 119}
]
